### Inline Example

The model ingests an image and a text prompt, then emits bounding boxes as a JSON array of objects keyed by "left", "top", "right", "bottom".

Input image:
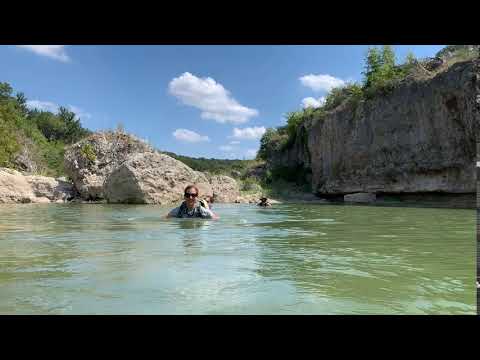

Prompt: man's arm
[
  {"left": 201, "top": 207, "right": 219, "bottom": 220},
  {"left": 165, "top": 207, "right": 179, "bottom": 218}
]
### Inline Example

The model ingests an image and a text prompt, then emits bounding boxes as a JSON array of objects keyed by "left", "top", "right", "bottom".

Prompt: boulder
[
  {"left": 64, "top": 131, "right": 153, "bottom": 200},
  {"left": 208, "top": 175, "right": 240, "bottom": 203},
  {"left": 25, "top": 175, "right": 75, "bottom": 202},
  {"left": 0, "top": 168, "right": 36, "bottom": 203},
  {"left": 344, "top": 192, "right": 376, "bottom": 203},
  {"left": 0, "top": 168, "right": 74, "bottom": 204},
  {"left": 103, "top": 152, "right": 213, "bottom": 204}
]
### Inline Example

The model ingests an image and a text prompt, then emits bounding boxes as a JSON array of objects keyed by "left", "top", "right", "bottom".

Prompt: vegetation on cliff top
[{"left": 0, "top": 82, "right": 91, "bottom": 176}]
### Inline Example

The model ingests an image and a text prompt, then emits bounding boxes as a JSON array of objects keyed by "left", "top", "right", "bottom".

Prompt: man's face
[{"left": 184, "top": 189, "right": 198, "bottom": 206}]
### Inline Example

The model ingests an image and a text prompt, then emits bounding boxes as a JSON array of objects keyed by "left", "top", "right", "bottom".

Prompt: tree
[
  {"left": 405, "top": 51, "right": 417, "bottom": 65},
  {"left": 381, "top": 45, "right": 396, "bottom": 79},
  {"left": 257, "top": 128, "right": 278, "bottom": 161},
  {"left": 57, "top": 106, "right": 90, "bottom": 143},
  {"left": 33, "top": 111, "right": 67, "bottom": 141},
  {"left": 0, "top": 82, "right": 13, "bottom": 100},
  {"left": 15, "top": 92, "right": 28, "bottom": 115},
  {"left": 362, "top": 47, "right": 382, "bottom": 88}
]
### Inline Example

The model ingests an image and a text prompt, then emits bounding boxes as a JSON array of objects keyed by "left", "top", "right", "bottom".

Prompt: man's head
[
  {"left": 204, "top": 195, "right": 214, "bottom": 204},
  {"left": 184, "top": 185, "right": 199, "bottom": 207}
]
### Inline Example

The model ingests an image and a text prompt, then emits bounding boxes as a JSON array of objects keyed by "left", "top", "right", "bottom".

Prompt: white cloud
[
  {"left": 229, "top": 141, "right": 240, "bottom": 145},
  {"left": 67, "top": 105, "right": 92, "bottom": 120},
  {"left": 168, "top": 72, "right": 258, "bottom": 124},
  {"left": 16, "top": 45, "right": 70, "bottom": 62},
  {"left": 299, "top": 74, "right": 345, "bottom": 92},
  {"left": 245, "top": 149, "right": 258, "bottom": 159},
  {"left": 26, "top": 100, "right": 91, "bottom": 121},
  {"left": 230, "top": 126, "right": 266, "bottom": 140},
  {"left": 173, "top": 129, "right": 210, "bottom": 143},
  {"left": 219, "top": 145, "right": 234, "bottom": 152},
  {"left": 26, "top": 100, "right": 58, "bottom": 113},
  {"left": 302, "top": 96, "right": 326, "bottom": 109}
]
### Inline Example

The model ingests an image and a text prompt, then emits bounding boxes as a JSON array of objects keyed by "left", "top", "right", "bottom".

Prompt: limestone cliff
[{"left": 269, "top": 58, "right": 479, "bottom": 196}]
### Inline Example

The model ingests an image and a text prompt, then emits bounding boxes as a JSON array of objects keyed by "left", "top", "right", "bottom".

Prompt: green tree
[
  {"left": 58, "top": 106, "right": 90, "bottom": 143},
  {"left": 362, "top": 47, "right": 383, "bottom": 88},
  {"left": 405, "top": 51, "right": 416, "bottom": 65},
  {"left": 0, "top": 103, "right": 21, "bottom": 166},
  {"left": 0, "top": 82, "right": 13, "bottom": 98}
]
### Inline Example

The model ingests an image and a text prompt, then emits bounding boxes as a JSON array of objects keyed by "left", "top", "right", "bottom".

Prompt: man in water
[
  {"left": 166, "top": 185, "right": 218, "bottom": 219},
  {"left": 257, "top": 197, "right": 272, "bottom": 207}
]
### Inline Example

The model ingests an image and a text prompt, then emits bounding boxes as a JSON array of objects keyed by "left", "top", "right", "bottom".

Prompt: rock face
[
  {"left": 272, "top": 59, "right": 478, "bottom": 196},
  {"left": 103, "top": 152, "right": 213, "bottom": 204},
  {"left": 344, "top": 192, "right": 376, "bottom": 203},
  {"left": 0, "top": 168, "right": 74, "bottom": 204},
  {"left": 64, "top": 131, "right": 153, "bottom": 200},
  {"left": 208, "top": 175, "right": 240, "bottom": 203},
  {"left": 0, "top": 168, "right": 36, "bottom": 203},
  {"left": 25, "top": 175, "right": 75, "bottom": 202}
]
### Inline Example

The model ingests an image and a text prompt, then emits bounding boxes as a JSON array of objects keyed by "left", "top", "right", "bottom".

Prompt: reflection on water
[{"left": 0, "top": 202, "right": 475, "bottom": 314}]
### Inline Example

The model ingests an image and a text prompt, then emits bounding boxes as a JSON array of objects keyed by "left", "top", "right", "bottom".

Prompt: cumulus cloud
[
  {"left": 302, "top": 96, "right": 326, "bottom": 109},
  {"left": 299, "top": 74, "right": 345, "bottom": 92},
  {"left": 245, "top": 149, "right": 258, "bottom": 159},
  {"left": 26, "top": 100, "right": 91, "bottom": 120},
  {"left": 16, "top": 45, "right": 70, "bottom": 62},
  {"left": 168, "top": 72, "right": 258, "bottom": 124},
  {"left": 26, "top": 100, "right": 58, "bottom": 113},
  {"left": 67, "top": 105, "right": 92, "bottom": 120},
  {"left": 173, "top": 129, "right": 210, "bottom": 143},
  {"left": 230, "top": 126, "right": 266, "bottom": 140}
]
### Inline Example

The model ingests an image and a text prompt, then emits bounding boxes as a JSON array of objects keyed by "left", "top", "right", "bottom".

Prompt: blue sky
[{"left": 0, "top": 45, "right": 444, "bottom": 159}]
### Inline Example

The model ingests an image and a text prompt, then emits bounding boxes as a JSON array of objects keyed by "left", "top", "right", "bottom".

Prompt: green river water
[{"left": 0, "top": 202, "right": 476, "bottom": 314}]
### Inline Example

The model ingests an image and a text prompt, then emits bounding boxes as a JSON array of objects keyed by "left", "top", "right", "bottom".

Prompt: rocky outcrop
[
  {"left": 0, "top": 168, "right": 74, "bottom": 204},
  {"left": 103, "top": 152, "right": 213, "bottom": 204},
  {"left": 208, "top": 175, "right": 240, "bottom": 203},
  {"left": 25, "top": 175, "right": 75, "bottom": 202},
  {"left": 65, "top": 131, "right": 244, "bottom": 204},
  {"left": 64, "top": 131, "right": 153, "bottom": 200},
  {"left": 274, "top": 59, "right": 478, "bottom": 196}
]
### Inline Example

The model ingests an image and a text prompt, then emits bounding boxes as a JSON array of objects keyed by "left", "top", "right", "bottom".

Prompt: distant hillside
[
  {"left": 0, "top": 82, "right": 91, "bottom": 176},
  {"left": 162, "top": 151, "right": 261, "bottom": 177}
]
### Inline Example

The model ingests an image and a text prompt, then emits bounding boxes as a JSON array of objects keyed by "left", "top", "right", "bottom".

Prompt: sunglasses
[{"left": 184, "top": 193, "right": 198, "bottom": 198}]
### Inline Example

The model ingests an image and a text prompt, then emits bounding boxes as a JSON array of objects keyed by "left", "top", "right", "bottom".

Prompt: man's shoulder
[{"left": 168, "top": 206, "right": 181, "bottom": 216}]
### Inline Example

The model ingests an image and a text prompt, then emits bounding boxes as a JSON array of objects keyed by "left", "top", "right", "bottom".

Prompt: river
[{"left": 0, "top": 202, "right": 475, "bottom": 314}]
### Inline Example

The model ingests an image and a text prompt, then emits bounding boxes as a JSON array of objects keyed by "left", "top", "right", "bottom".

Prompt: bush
[
  {"left": 323, "top": 83, "right": 364, "bottom": 111},
  {"left": 241, "top": 177, "right": 262, "bottom": 192},
  {"left": 81, "top": 143, "right": 96, "bottom": 163},
  {"left": 257, "top": 128, "right": 289, "bottom": 160}
]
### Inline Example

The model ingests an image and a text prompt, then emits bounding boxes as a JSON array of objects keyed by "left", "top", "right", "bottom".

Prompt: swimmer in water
[
  {"left": 257, "top": 197, "right": 272, "bottom": 207},
  {"left": 166, "top": 185, "right": 219, "bottom": 219}
]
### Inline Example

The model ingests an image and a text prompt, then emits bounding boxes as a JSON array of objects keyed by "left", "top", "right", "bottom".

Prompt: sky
[{"left": 0, "top": 45, "right": 445, "bottom": 159}]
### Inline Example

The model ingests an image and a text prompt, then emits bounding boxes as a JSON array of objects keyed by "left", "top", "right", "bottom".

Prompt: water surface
[{"left": 0, "top": 203, "right": 475, "bottom": 314}]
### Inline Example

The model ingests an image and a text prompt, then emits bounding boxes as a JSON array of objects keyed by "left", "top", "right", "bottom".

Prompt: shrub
[
  {"left": 81, "top": 143, "right": 96, "bottom": 163},
  {"left": 241, "top": 177, "right": 262, "bottom": 192},
  {"left": 323, "top": 83, "right": 364, "bottom": 111}
]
